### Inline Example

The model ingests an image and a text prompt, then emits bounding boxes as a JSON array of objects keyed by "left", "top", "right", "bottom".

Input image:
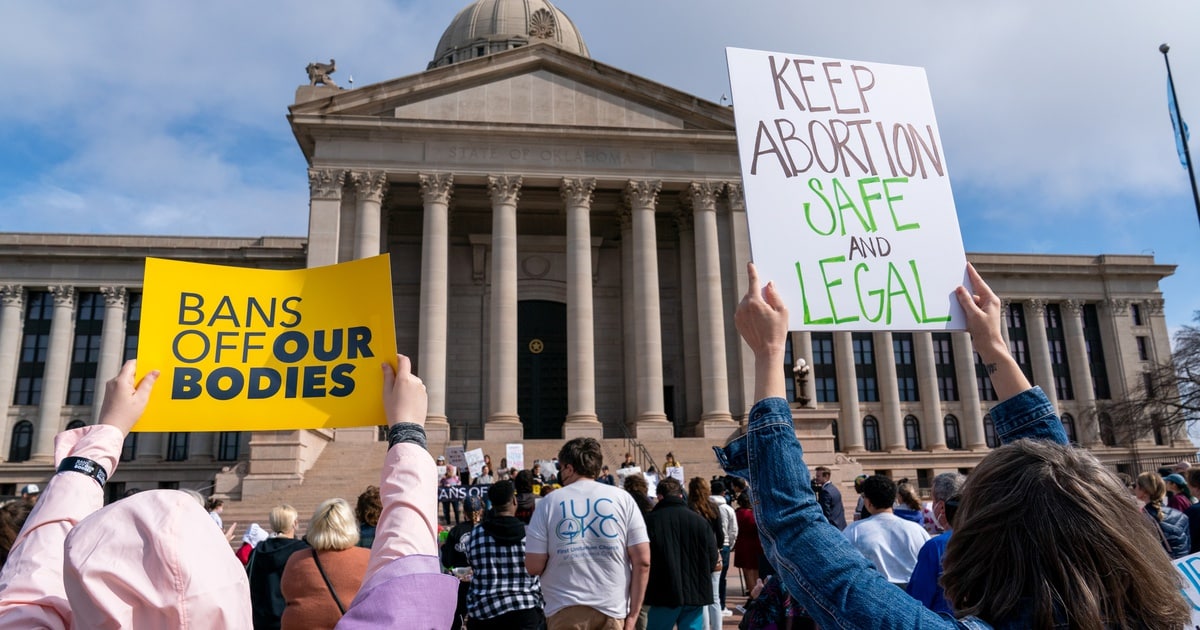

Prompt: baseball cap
[
  {"left": 436, "top": 455, "right": 446, "bottom": 462},
  {"left": 20, "top": 483, "right": 40, "bottom": 495}
]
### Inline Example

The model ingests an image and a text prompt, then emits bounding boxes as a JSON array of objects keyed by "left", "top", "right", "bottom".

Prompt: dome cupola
[{"left": 429, "top": 0, "right": 589, "bottom": 69}]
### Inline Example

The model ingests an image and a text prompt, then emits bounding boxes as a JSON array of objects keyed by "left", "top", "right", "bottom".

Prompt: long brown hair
[
  {"left": 942, "top": 439, "right": 1188, "bottom": 629},
  {"left": 688, "top": 477, "right": 718, "bottom": 522}
]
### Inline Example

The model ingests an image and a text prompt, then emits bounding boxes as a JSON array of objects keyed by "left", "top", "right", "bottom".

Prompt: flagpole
[{"left": 1160, "top": 43, "right": 1200, "bottom": 227}]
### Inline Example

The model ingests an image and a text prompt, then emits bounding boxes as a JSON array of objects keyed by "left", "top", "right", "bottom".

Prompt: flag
[{"left": 1169, "top": 78, "right": 1191, "bottom": 169}]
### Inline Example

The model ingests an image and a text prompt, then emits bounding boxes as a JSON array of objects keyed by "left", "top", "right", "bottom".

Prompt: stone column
[
  {"left": 619, "top": 209, "right": 637, "bottom": 423},
  {"left": 1098, "top": 298, "right": 1132, "bottom": 400},
  {"left": 33, "top": 286, "right": 75, "bottom": 462},
  {"left": 874, "top": 332, "right": 904, "bottom": 451},
  {"left": 725, "top": 184, "right": 756, "bottom": 419},
  {"left": 625, "top": 180, "right": 672, "bottom": 439},
  {"left": 914, "top": 332, "right": 946, "bottom": 450},
  {"left": 485, "top": 176, "right": 522, "bottom": 440},
  {"left": 1025, "top": 299, "right": 1059, "bottom": 411},
  {"left": 418, "top": 173, "right": 453, "bottom": 445},
  {"left": 91, "top": 287, "right": 127, "bottom": 423},
  {"left": 306, "top": 168, "right": 346, "bottom": 267},
  {"left": 952, "top": 332, "right": 986, "bottom": 450},
  {"left": 689, "top": 182, "right": 734, "bottom": 433},
  {"left": 1062, "top": 299, "right": 1099, "bottom": 445},
  {"left": 674, "top": 207, "right": 702, "bottom": 429},
  {"left": 352, "top": 171, "right": 388, "bottom": 259},
  {"left": 834, "top": 332, "right": 864, "bottom": 452},
  {"left": 0, "top": 286, "right": 24, "bottom": 460},
  {"left": 136, "top": 432, "right": 164, "bottom": 462},
  {"left": 795, "top": 332, "right": 817, "bottom": 407},
  {"left": 999, "top": 299, "right": 1013, "bottom": 347},
  {"left": 191, "top": 431, "right": 214, "bottom": 462},
  {"left": 562, "top": 178, "right": 602, "bottom": 438}
]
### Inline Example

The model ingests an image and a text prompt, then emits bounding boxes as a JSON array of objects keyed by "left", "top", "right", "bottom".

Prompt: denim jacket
[{"left": 715, "top": 387, "right": 1065, "bottom": 629}]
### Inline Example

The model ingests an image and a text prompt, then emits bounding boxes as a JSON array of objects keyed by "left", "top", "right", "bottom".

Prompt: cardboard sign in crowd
[
  {"left": 727, "top": 47, "right": 971, "bottom": 331},
  {"left": 133, "top": 255, "right": 397, "bottom": 432}
]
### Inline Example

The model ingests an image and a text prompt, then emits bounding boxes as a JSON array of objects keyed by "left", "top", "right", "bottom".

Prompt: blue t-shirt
[{"left": 907, "top": 530, "right": 952, "bottom": 615}]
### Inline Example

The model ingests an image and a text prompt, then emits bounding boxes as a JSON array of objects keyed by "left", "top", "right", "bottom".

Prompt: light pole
[{"left": 1160, "top": 43, "right": 1200, "bottom": 227}]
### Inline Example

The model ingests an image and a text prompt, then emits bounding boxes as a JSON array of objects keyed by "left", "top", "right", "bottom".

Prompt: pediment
[{"left": 290, "top": 44, "right": 734, "bottom": 132}]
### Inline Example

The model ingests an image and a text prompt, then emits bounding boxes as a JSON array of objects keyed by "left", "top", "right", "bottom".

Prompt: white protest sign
[
  {"left": 615, "top": 466, "right": 642, "bottom": 482},
  {"left": 1173, "top": 551, "right": 1200, "bottom": 625},
  {"left": 506, "top": 443, "right": 525, "bottom": 471},
  {"left": 465, "top": 448, "right": 486, "bottom": 480},
  {"left": 446, "top": 445, "right": 467, "bottom": 471},
  {"left": 727, "top": 47, "right": 970, "bottom": 331},
  {"left": 666, "top": 466, "right": 685, "bottom": 483}
]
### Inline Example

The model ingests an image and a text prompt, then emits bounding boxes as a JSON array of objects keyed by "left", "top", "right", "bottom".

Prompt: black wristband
[
  {"left": 57, "top": 456, "right": 109, "bottom": 487},
  {"left": 388, "top": 423, "right": 427, "bottom": 450}
]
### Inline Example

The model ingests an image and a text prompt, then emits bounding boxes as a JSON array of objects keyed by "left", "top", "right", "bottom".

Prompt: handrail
[{"left": 617, "top": 419, "right": 657, "bottom": 473}]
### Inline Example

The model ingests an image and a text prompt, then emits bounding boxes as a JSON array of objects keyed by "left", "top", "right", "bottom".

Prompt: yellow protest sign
[{"left": 133, "top": 255, "right": 397, "bottom": 431}]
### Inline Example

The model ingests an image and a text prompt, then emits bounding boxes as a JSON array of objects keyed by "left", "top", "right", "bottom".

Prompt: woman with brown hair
[
  {"left": 688, "top": 477, "right": 723, "bottom": 630},
  {"left": 1134, "top": 471, "right": 1191, "bottom": 559}
]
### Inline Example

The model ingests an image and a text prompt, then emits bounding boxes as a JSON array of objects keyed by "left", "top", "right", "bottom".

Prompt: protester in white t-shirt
[
  {"left": 526, "top": 438, "right": 651, "bottom": 630},
  {"left": 841, "top": 475, "right": 929, "bottom": 586}
]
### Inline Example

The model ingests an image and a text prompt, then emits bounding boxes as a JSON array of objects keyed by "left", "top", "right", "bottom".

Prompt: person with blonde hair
[
  {"left": 249, "top": 503, "right": 309, "bottom": 629},
  {"left": 1135, "top": 471, "right": 1191, "bottom": 559},
  {"left": 279, "top": 498, "right": 369, "bottom": 629}
]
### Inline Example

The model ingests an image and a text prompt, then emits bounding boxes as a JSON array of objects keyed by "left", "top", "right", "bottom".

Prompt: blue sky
[{"left": 2, "top": 1, "right": 1198, "bottom": 336}]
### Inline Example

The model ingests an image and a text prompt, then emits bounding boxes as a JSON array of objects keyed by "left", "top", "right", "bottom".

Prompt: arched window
[
  {"left": 863, "top": 416, "right": 882, "bottom": 452},
  {"left": 944, "top": 415, "right": 963, "bottom": 450},
  {"left": 9, "top": 421, "right": 33, "bottom": 462},
  {"left": 65, "top": 419, "right": 86, "bottom": 431},
  {"left": 984, "top": 414, "right": 999, "bottom": 448},
  {"left": 904, "top": 415, "right": 922, "bottom": 451},
  {"left": 1061, "top": 413, "right": 1079, "bottom": 444}
]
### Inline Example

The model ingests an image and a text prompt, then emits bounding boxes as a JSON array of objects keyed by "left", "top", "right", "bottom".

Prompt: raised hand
[
  {"left": 98, "top": 360, "right": 159, "bottom": 436},
  {"left": 382, "top": 354, "right": 428, "bottom": 428}
]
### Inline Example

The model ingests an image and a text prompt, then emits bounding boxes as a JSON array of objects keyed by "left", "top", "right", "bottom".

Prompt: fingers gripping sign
[
  {"left": 102, "top": 360, "right": 160, "bottom": 436},
  {"left": 382, "top": 354, "right": 428, "bottom": 428}
]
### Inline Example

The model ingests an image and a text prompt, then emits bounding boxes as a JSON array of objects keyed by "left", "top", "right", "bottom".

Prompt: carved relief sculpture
[{"left": 529, "top": 8, "right": 557, "bottom": 39}]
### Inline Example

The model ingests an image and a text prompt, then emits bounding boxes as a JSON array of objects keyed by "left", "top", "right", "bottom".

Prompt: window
[
  {"left": 783, "top": 334, "right": 796, "bottom": 402},
  {"left": 1005, "top": 303, "right": 1034, "bottom": 381},
  {"left": 123, "top": 292, "right": 142, "bottom": 362},
  {"left": 904, "top": 415, "right": 922, "bottom": 450},
  {"left": 894, "top": 333, "right": 918, "bottom": 402},
  {"left": 1132, "top": 303, "right": 1144, "bottom": 326},
  {"left": 974, "top": 352, "right": 997, "bottom": 401},
  {"left": 863, "top": 416, "right": 882, "bottom": 452},
  {"left": 476, "top": 46, "right": 485, "bottom": 57},
  {"left": 166, "top": 433, "right": 189, "bottom": 461},
  {"left": 1137, "top": 336, "right": 1149, "bottom": 361},
  {"left": 1082, "top": 305, "right": 1110, "bottom": 399},
  {"left": 67, "top": 292, "right": 104, "bottom": 405},
  {"left": 1098, "top": 412, "right": 1116, "bottom": 446},
  {"left": 812, "top": 333, "right": 837, "bottom": 403},
  {"left": 944, "top": 415, "right": 963, "bottom": 450},
  {"left": 1045, "top": 304, "right": 1073, "bottom": 400},
  {"left": 1152, "top": 414, "right": 1166, "bottom": 446},
  {"left": 852, "top": 333, "right": 878, "bottom": 402},
  {"left": 984, "top": 414, "right": 999, "bottom": 448},
  {"left": 932, "top": 333, "right": 958, "bottom": 401},
  {"left": 1061, "top": 413, "right": 1078, "bottom": 444},
  {"left": 831, "top": 418, "right": 841, "bottom": 453},
  {"left": 120, "top": 433, "right": 138, "bottom": 462},
  {"left": 218, "top": 432, "right": 241, "bottom": 461},
  {"left": 1144, "top": 371, "right": 1156, "bottom": 398},
  {"left": 8, "top": 421, "right": 34, "bottom": 462},
  {"left": 15, "top": 291, "right": 52, "bottom": 406},
  {"left": 65, "top": 419, "right": 86, "bottom": 430}
]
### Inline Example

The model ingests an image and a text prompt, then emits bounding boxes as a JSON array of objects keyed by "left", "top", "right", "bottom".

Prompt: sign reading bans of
[
  {"left": 727, "top": 47, "right": 970, "bottom": 331},
  {"left": 133, "top": 255, "right": 397, "bottom": 431}
]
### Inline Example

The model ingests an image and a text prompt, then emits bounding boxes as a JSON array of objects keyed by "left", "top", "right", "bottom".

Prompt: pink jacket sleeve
[
  {"left": 360, "top": 442, "right": 439, "bottom": 583},
  {"left": 0, "top": 425, "right": 124, "bottom": 630}
]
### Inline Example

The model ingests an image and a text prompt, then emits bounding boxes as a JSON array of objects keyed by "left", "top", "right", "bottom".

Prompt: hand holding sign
[
  {"left": 99, "top": 360, "right": 159, "bottom": 435},
  {"left": 383, "top": 354, "right": 426, "bottom": 428}
]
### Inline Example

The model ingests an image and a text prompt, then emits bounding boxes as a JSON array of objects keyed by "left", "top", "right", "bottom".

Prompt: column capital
[
  {"left": 418, "top": 173, "right": 454, "bottom": 204},
  {"left": 488, "top": 175, "right": 523, "bottom": 205},
  {"left": 1100, "top": 298, "right": 1129, "bottom": 315},
  {"left": 352, "top": 171, "right": 389, "bottom": 204},
  {"left": 0, "top": 285, "right": 23, "bottom": 308},
  {"left": 724, "top": 182, "right": 746, "bottom": 211},
  {"left": 623, "top": 179, "right": 661, "bottom": 210},
  {"left": 1147, "top": 298, "right": 1165, "bottom": 315},
  {"left": 1061, "top": 299, "right": 1085, "bottom": 315},
  {"left": 560, "top": 177, "right": 596, "bottom": 207},
  {"left": 49, "top": 285, "right": 76, "bottom": 308},
  {"left": 1026, "top": 298, "right": 1048, "bottom": 315},
  {"left": 1000, "top": 298, "right": 1012, "bottom": 311},
  {"left": 99, "top": 286, "right": 127, "bottom": 307},
  {"left": 616, "top": 206, "right": 632, "bottom": 231},
  {"left": 308, "top": 168, "right": 346, "bottom": 201},
  {"left": 688, "top": 181, "right": 720, "bottom": 212}
]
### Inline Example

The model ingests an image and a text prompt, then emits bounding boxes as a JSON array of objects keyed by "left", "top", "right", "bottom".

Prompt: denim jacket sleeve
[
  {"left": 715, "top": 398, "right": 958, "bottom": 630},
  {"left": 988, "top": 386, "right": 1068, "bottom": 445}
]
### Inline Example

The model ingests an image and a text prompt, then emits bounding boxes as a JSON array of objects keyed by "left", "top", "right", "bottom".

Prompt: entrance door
[{"left": 518, "top": 300, "right": 568, "bottom": 439}]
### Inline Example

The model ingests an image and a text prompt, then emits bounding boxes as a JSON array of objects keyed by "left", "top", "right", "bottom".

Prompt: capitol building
[{"left": 0, "top": 0, "right": 1190, "bottom": 505}]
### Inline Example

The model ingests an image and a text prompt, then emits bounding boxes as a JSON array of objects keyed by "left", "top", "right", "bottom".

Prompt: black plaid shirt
[{"left": 463, "top": 519, "right": 544, "bottom": 620}]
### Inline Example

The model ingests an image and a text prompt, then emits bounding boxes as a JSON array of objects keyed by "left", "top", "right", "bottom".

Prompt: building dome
[{"left": 429, "top": 0, "right": 590, "bottom": 69}]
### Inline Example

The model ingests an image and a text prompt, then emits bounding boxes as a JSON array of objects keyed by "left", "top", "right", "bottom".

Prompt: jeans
[
  {"left": 646, "top": 605, "right": 703, "bottom": 630},
  {"left": 441, "top": 499, "right": 461, "bottom": 525},
  {"left": 707, "top": 572, "right": 720, "bottom": 630},
  {"left": 717, "top": 545, "right": 731, "bottom": 609}
]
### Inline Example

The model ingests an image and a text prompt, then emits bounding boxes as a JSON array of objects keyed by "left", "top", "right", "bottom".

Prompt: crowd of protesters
[{"left": 0, "top": 263, "right": 1193, "bottom": 629}]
